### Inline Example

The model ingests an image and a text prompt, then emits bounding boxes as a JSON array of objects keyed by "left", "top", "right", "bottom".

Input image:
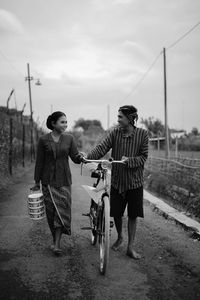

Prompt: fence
[
  {"left": 0, "top": 108, "right": 43, "bottom": 178},
  {"left": 149, "top": 138, "right": 200, "bottom": 158},
  {"left": 145, "top": 156, "right": 200, "bottom": 196}
]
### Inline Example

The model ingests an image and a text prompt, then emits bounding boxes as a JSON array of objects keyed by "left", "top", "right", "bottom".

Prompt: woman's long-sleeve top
[{"left": 34, "top": 133, "right": 82, "bottom": 187}]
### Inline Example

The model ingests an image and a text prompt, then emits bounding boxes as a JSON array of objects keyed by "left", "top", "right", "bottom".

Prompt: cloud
[
  {"left": 0, "top": 9, "right": 24, "bottom": 35},
  {"left": 114, "top": 0, "right": 133, "bottom": 4},
  {"left": 35, "top": 25, "right": 149, "bottom": 93},
  {"left": 122, "top": 40, "right": 148, "bottom": 54},
  {"left": 40, "top": 58, "right": 111, "bottom": 83},
  {"left": 94, "top": 0, "right": 133, "bottom": 10},
  {"left": 0, "top": 0, "right": 199, "bottom": 133}
]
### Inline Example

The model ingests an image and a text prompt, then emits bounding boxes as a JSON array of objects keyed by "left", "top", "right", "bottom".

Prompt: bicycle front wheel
[
  {"left": 90, "top": 200, "right": 97, "bottom": 245},
  {"left": 90, "top": 214, "right": 97, "bottom": 245},
  {"left": 99, "top": 195, "right": 110, "bottom": 275}
]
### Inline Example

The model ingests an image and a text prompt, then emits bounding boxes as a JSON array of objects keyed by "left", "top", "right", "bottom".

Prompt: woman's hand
[
  {"left": 79, "top": 152, "right": 88, "bottom": 164},
  {"left": 78, "top": 151, "right": 87, "bottom": 163},
  {"left": 30, "top": 183, "right": 40, "bottom": 191},
  {"left": 81, "top": 156, "right": 89, "bottom": 164}
]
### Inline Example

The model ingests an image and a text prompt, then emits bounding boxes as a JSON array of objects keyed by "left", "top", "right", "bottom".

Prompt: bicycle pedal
[
  {"left": 82, "top": 213, "right": 90, "bottom": 217},
  {"left": 81, "top": 227, "right": 92, "bottom": 230}
]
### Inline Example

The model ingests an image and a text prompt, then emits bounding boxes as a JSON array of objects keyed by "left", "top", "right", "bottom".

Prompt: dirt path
[{"left": 0, "top": 163, "right": 200, "bottom": 300}]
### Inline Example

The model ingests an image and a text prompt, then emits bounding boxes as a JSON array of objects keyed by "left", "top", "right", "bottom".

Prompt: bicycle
[{"left": 82, "top": 159, "right": 124, "bottom": 275}]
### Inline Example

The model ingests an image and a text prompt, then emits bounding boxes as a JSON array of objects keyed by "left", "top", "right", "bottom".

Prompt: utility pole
[
  {"left": 26, "top": 63, "right": 33, "bottom": 123},
  {"left": 21, "top": 102, "right": 26, "bottom": 123},
  {"left": 25, "top": 63, "right": 34, "bottom": 162},
  {"left": 6, "top": 89, "right": 15, "bottom": 114},
  {"left": 163, "top": 48, "right": 170, "bottom": 159},
  {"left": 25, "top": 63, "right": 42, "bottom": 162},
  {"left": 107, "top": 104, "right": 110, "bottom": 130},
  {"left": 14, "top": 90, "right": 17, "bottom": 110}
]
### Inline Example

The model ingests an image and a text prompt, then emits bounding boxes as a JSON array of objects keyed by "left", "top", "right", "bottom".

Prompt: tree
[
  {"left": 191, "top": 127, "right": 199, "bottom": 136},
  {"left": 140, "top": 117, "right": 165, "bottom": 137},
  {"left": 85, "top": 124, "right": 104, "bottom": 136},
  {"left": 73, "top": 118, "right": 103, "bottom": 132}
]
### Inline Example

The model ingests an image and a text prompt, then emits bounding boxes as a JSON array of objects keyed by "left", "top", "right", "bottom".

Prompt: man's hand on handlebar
[{"left": 121, "top": 156, "right": 129, "bottom": 164}]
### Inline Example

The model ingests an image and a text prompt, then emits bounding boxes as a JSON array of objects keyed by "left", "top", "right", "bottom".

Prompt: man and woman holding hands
[{"left": 32, "top": 105, "right": 148, "bottom": 258}]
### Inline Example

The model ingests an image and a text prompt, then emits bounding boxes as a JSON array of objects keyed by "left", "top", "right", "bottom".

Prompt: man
[{"left": 85, "top": 105, "right": 148, "bottom": 259}]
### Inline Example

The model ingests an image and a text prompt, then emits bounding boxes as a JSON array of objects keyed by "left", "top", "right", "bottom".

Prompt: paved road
[{"left": 0, "top": 163, "right": 200, "bottom": 300}]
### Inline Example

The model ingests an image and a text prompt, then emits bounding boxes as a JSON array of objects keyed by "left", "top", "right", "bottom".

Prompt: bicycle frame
[{"left": 82, "top": 159, "right": 124, "bottom": 275}]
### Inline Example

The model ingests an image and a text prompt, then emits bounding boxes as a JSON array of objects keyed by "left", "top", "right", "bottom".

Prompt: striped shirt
[{"left": 87, "top": 126, "right": 148, "bottom": 194}]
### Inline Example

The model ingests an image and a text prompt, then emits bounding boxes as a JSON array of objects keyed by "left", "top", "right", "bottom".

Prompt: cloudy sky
[{"left": 0, "top": 0, "right": 199, "bottom": 132}]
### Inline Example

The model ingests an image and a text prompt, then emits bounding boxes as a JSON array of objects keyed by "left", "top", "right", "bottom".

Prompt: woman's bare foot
[
  {"left": 111, "top": 237, "right": 123, "bottom": 251},
  {"left": 126, "top": 248, "right": 141, "bottom": 259}
]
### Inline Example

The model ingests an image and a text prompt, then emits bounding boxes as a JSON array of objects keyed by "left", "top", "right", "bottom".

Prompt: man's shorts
[{"left": 110, "top": 186, "right": 144, "bottom": 219}]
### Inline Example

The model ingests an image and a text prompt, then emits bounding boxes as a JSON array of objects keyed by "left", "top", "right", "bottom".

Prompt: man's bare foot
[
  {"left": 126, "top": 248, "right": 141, "bottom": 260},
  {"left": 111, "top": 237, "right": 123, "bottom": 251}
]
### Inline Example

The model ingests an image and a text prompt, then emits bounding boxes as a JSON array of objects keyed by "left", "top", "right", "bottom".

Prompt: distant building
[{"left": 170, "top": 131, "right": 186, "bottom": 139}]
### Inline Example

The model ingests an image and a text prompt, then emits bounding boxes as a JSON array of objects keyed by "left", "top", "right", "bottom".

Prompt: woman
[{"left": 32, "top": 111, "right": 83, "bottom": 255}]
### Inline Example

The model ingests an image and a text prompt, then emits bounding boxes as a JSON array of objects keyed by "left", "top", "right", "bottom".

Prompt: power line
[
  {"left": 166, "top": 21, "right": 200, "bottom": 51},
  {"left": 0, "top": 48, "right": 25, "bottom": 78},
  {"left": 0, "top": 47, "right": 41, "bottom": 79},
  {"left": 119, "top": 21, "right": 200, "bottom": 106},
  {"left": 119, "top": 51, "right": 162, "bottom": 105}
]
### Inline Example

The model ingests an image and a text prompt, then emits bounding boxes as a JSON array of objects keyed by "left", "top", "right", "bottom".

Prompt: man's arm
[
  {"left": 87, "top": 131, "right": 113, "bottom": 159},
  {"left": 124, "top": 130, "right": 149, "bottom": 168}
]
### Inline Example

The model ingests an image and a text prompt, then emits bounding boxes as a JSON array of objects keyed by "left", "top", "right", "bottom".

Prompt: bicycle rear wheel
[{"left": 99, "top": 195, "right": 110, "bottom": 275}]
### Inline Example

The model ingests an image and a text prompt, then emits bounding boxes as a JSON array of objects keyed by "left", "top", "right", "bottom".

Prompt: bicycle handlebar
[{"left": 83, "top": 158, "right": 125, "bottom": 164}]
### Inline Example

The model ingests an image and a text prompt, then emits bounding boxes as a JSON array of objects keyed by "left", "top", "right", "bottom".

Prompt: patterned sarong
[{"left": 42, "top": 185, "right": 72, "bottom": 236}]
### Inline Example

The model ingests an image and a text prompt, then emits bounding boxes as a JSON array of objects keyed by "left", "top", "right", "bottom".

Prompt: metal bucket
[{"left": 28, "top": 192, "right": 45, "bottom": 220}]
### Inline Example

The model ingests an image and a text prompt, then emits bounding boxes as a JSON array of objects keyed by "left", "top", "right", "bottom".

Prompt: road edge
[{"left": 144, "top": 189, "right": 200, "bottom": 240}]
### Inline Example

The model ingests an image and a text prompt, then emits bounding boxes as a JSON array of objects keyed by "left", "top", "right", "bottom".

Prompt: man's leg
[
  {"left": 126, "top": 187, "right": 143, "bottom": 259},
  {"left": 110, "top": 187, "right": 126, "bottom": 251},
  {"left": 127, "top": 217, "right": 141, "bottom": 259},
  {"left": 111, "top": 216, "right": 123, "bottom": 251}
]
